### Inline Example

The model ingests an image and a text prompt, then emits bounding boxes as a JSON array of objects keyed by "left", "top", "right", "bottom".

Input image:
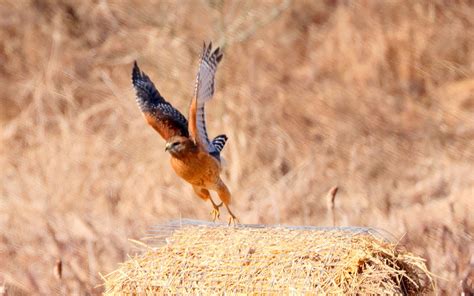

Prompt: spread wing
[
  {"left": 132, "top": 61, "right": 189, "bottom": 140},
  {"left": 188, "top": 42, "right": 223, "bottom": 154}
]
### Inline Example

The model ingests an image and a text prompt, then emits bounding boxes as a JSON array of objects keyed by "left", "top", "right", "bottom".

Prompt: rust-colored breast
[{"left": 170, "top": 150, "right": 221, "bottom": 188}]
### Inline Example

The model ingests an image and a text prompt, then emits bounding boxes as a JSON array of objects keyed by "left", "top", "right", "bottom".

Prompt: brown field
[{"left": 0, "top": 0, "right": 473, "bottom": 294}]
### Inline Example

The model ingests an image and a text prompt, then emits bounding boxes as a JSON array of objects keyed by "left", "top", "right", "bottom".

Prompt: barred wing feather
[
  {"left": 188, "top": 42, "right": 223, "bottom": 154},
  {"left": 132, "top": 61, "right": 189, "bottom": 140}
]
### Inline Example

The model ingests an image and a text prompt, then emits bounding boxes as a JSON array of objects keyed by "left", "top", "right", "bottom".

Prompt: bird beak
[{"left": 165, "top": 143, "right": 170, "bottom": 152}]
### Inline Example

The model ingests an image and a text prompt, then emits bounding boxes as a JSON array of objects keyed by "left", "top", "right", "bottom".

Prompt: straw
[{"left": 103, "top": 220, "right": 434, "bottom": 295}]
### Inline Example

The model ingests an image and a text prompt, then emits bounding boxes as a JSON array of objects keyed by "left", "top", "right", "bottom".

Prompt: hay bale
[{"left": 103, "top": 220, "right": 434, "bottom": 295}]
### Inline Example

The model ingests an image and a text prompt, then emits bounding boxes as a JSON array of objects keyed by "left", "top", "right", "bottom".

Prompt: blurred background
[{"left": 0, "top": 0, "right": 473, "bottom": 294}]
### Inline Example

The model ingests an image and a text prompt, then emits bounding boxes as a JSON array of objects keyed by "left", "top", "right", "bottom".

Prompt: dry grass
[
  {"left": 0, "top": 0, "right": 473, "bottom": 294},
  {"left": 103, "top": 220, "right": 434, "bottom": 295}
]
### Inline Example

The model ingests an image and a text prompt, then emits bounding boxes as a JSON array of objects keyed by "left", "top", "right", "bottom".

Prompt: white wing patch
[{"left": 194, "top": 42, "right": 223, "bottom": 153}]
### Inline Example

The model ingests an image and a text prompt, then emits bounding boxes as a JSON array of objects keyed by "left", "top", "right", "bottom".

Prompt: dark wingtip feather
[
  {"left": 132, "top": 60, "right": 141, "bottom": 85},
  {"left": 212, "top": 46, "right": 223, "bottom": 63},
  {"left": 205, "top": 41, "right": 212, "bottom": 57},
  {"left": 200, "top": 41, "right": 224, "bottom": 62},
  {"left": 216, "top": 50, "right": 223, "bottom": 63},
  {"left": 130, "top": 60, "right": 167, "bottom": 111}
]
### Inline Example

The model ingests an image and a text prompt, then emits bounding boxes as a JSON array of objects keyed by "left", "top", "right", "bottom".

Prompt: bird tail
[{"left": 212, "top": 134, "right": 228, "bottom": 153}]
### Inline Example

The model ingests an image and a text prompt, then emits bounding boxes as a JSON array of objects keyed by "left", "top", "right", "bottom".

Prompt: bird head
[{"left": 165, "top": 136, "right": 194, "bottom": 156}]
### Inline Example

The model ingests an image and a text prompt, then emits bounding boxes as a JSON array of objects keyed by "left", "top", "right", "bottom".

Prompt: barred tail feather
[{"left": 212, "top": 134, "right": 228, "bottom": 153}]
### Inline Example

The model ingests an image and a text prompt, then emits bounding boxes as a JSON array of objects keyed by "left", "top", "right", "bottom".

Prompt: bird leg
[
  {"left": 215, "top": 180, "right": 240, "bottom": 226},
  {"left": 209, "top": 197, "right": 222, "bottom": 222},
  {"left": 209, "top": 197, "right": 223, "bottom": 209},
  {"left": 193, "top": 186, "right": 222, "bottom": 222},
  {"left": 225, "top": 204, "right": 240, "bottom": 226}
]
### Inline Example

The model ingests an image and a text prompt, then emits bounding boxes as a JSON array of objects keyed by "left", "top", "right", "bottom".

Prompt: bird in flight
[{"left": 132, "top": 42, "right": 238, "bottom": 225}]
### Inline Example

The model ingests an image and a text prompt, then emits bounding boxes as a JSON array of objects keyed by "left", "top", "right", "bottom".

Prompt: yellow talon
[
  {"left": 228, "top": 215, "right": 240, "bottom": 226},
  {"left": 210, "top": 207, "right": 220, "bottom": 222}
]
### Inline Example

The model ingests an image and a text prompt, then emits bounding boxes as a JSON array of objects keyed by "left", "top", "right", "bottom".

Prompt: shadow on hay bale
[{"left": 102, "top": 219, "right": 435, "bottom": 295}]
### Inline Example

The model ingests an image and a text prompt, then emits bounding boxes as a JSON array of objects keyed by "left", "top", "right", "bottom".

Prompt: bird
[{"left": 131, "top": 42, "right": 238, "bottom": 225}]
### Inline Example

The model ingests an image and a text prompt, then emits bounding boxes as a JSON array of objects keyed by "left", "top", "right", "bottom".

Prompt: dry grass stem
[{"left": 326, "top": 186, "right": 339, "bottom": 226}]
